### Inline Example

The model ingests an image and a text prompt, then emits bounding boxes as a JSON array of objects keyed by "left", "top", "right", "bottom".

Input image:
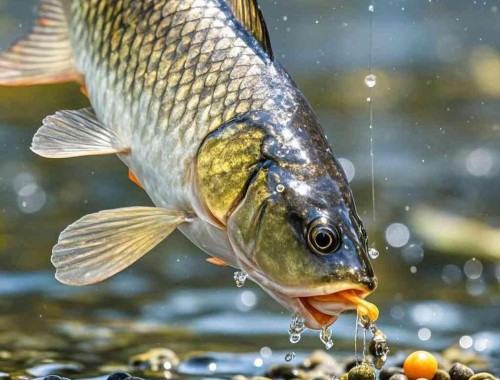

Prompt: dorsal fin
[{"left": 226, "top": 0, "right": 274, "bottom": 60}]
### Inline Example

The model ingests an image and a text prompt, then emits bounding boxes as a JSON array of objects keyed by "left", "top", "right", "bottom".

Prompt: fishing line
[{"left": 368, "top": 0, "right": 376, "bottom": 221}]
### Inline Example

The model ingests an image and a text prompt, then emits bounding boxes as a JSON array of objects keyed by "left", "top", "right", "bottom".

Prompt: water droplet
[
  {"left": 320, "top": 327, "right": 334, "bottom": 350},
  {"left": 364, "top": 74, "right": 377, "bottom": 88},
  {"left": 368, "top": 4, "right": 375, "bottom": 12},
  {"left": 289, "top": 315, "right": 305, "bottom": 334},
  {"left": 289, "top": 333, "right": 301, "bottom": 344},
  {"left": 233, "top": 271, "right": 247, "bottom": 287},
  {"left": 276, "top": 184, "right": 285, "bottom": 193},
  {"left": 284, "top": 352, "right": 295, "bottom": 362},
  {"left": 368, "top": 247, "right": 379, "bottom": 259},
  {"left": 288, "top": 316, "right": 304, "bottom": 343}
]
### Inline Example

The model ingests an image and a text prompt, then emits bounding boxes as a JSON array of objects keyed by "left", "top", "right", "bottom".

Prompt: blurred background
[{"left": 0, "top": 0, "right": 498, "bottom": 376}]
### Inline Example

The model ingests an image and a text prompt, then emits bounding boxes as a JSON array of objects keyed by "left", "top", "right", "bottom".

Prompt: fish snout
[{"left": 359, "top": 275, "right": 378, "bottom": 292}]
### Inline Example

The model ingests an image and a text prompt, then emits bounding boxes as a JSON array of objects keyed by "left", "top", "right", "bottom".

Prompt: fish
[{"left": 0, "top": 0, "right": 378, "bottom": 330}]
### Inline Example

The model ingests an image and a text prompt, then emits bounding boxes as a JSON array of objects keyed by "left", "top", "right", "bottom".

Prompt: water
[
  {"left": 233, "top": 271, "right": 248, "bottom": 287},
  {"left": 289, "top": 315, "right": 305, "bottom": 343},
  {"left": 284, "top": 352, "right": 296, "bottom": 362},
  {"left": 364, "top": 74, "right": 377, "bottom": 88},
  {"left": 368, "top": 247, "right": 380, "bottom": 259},
  {"left": 0, "top": 0, "right": 499, "bottom": 377},
  {"left": 320, "top": 327, "right": 334, "bottom": 350}
]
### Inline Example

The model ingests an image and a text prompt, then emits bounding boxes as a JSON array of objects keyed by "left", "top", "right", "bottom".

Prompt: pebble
[
  {"left": 433, "top": 369, "right": 452, "bottom": 380},
  {"left": 41, "top": 377, "right": 70, "bottom": 380},
  {"left": 265, "top": 364, "right": 306, "bottom": 380},
  {"left": 449, "top": 363, "right": 474, "bottom": 380},
  {"left": 388, "top": 375, "right": 409, "bottom": 380},
  {"left": 380, "top": 367, "right": 404, "bottom": 380},
  {"left": 468, "top": 374, "right": 497, "bottom": 380},
  {"left": 129, "top": 348, "right": 179, "bottom": 372},
  {"left": 0, "top": 373, "right": 9, "bottom": 379},
  {"left": 347, "top": 363, "right": 376, "bottom": 380},
  {"left": 107, "top": 372, "right": 132, "bottom": 380}
]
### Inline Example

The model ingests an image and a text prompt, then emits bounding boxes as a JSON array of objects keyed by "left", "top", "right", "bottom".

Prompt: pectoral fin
[
  {"left": 52, "top": 207, "right": 188, "bottom": 286},
  {"left": 31, "top": 108, "right": 129, "bottom": 158}
]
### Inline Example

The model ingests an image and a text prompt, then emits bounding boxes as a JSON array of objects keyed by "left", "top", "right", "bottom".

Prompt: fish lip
[
  {"left": 296, "top": 287, "right": 372, "bottom": 329},
  {"left": 236, "top": 260, "right": 374, "bottom": 329}
]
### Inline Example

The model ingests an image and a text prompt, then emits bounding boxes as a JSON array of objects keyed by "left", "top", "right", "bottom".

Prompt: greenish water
[{"left": 0, "top": 0, "right": 499, "bottom": 378}]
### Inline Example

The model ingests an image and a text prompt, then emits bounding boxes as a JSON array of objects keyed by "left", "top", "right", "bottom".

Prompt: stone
[
  {"left": 469, "top": 374, "right": 497, "bottom": 380},
  {"left": 449, "top": 363, "right": 474, "bottom": 380},
  {"left": 388, "top": 375, "right": 409, "bottom": 380},
  {"left": 347, "top": 363, "right": 376, "bottom": 380},
  {"left": 107, "top": 372, "right": 132, "bottom": 380},
  {"left": 433, "top": 369, "right": 452, "bottom": 380}
]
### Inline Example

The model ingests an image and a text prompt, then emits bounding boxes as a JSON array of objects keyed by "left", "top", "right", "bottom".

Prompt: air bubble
[
  {"left": 276, "top": 184, "right": 285, "bottom": 193},
  {"left": 285, "top": 352, "right": 295, "bottom": 362},
  {"left": 368, "top": 4, "right": 375, "bottom": 12},
  {"left": 364, "top": 74, "right": 377, "bottom": 88},
  {"left": 368, "top": 247, "right": 379, "bottom": 259},
  {"left": 233, "top": 271, "right": 248, "bottom": 287}
]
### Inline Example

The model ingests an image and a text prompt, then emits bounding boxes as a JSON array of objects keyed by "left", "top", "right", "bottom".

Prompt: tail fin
[{"left": 0, "top": 0, "right": 81, "bottom": 86}]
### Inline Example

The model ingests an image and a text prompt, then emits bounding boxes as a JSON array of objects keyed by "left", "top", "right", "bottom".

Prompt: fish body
[{"left": 0, "top": 0, "right": 378, "bottom": 330}]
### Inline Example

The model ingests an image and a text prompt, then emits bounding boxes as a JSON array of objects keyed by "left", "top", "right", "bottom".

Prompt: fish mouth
[
  {"left": 297, "top": 287, "right": 379, "bottom": 329},
  {"left": 237, "top": 261, "right": 378, "bottom": 330}
]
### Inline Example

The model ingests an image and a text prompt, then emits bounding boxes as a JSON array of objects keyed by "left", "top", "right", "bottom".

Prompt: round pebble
[
  {"left": 348, "top": 363, "right": 376, "bottom": 380},
  {"left": 469, "top": 373, "right": 497, "bottom": 380},
  {"left": 403, "top": 351, "right": 438, "bottom": 380},
  {"left": 380, "top": 367, "right": 405, "bottom": 380},
  {"left": 449, "top": 363, "right": 474, "bottom": 380},
  {"left": 389, "top": 375, "right": 410, "bottom": 380},
  {"left": 432, "top": 369, "right": 451, "bottom": 380},
  {"left": 107, "top": 373, "right": 132, "bottom": 380}
]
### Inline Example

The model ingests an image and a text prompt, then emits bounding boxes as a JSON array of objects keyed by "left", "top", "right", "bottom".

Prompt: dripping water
[
  {"left": 233, "top": 271, "right": 247, "bottom": 287},
  {"left": 288, "top": 315, "right": 305, "bottom": 344}
]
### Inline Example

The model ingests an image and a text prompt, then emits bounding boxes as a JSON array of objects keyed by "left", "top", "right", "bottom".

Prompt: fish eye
[{"left": 307, "top": 218, "right": 341, "bottom": 254}]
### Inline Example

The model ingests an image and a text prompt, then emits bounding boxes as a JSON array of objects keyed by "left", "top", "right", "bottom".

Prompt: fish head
[{"left": 226, "top": 113, "right": 377, "bottom": 330}]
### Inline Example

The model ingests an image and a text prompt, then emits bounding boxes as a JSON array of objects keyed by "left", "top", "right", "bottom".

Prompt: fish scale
[
  {"left": 1, "top": 0, "right": 379, "bottom": 333},
  {"left": 65, "top": 0, "right": 285, "bottom": 211}
]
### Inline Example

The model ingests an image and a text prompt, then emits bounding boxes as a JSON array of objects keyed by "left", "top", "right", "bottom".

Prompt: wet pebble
[
  {"left": 347, "top": 363, "right": 375, "bottom": 380},
  {"left": 449, "top": 363, "right": 474, "bottom": 380},
  {"left": 129, "top": 348, "right": 179, "bottom": 372},
  {"left": 107, "top": 372, "right": 132, "bottom": 380},
  {"left": 468, "top": 373, "right": 497, "bottom": 380},
  {"left": 0, "top": 373, "right": 9, "bottom": 379},
  {"left": 379, "top": 367, "right": 404, "bottom": 380},
  {"left": 388, "top": 375, "right": 409, "bottom": 380},
  {"left": 265, "top": 364, "right": 306, "bottom": 380},
  {"left": 433, "top": 369, "right": 452, "bottom": 380},
  {"left": 299, "top": 351, "right": 342, "bottom": 376},
  {"left": 41, "top": 376, "right": 70, "bottom": 380}
]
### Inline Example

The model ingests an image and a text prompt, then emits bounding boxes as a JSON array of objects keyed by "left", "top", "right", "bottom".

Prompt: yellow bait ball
[{"left": 403, "top": 351, "right": 438, "bottom": 380}]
